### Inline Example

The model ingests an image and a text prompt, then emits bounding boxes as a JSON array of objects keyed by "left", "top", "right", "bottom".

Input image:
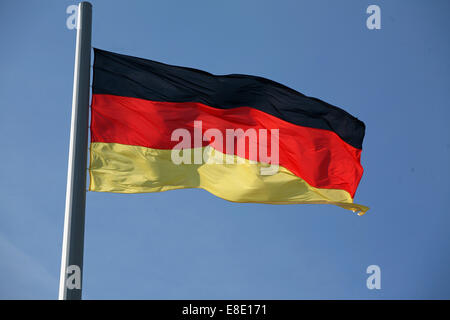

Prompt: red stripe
[{"left": 91, "top": 94, "right": 363, "bottom": 196}]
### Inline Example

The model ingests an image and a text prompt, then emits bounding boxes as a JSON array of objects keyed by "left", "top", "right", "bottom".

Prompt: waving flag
[{"left": 89, "top": 49, "right": 368, "bottom": 214}]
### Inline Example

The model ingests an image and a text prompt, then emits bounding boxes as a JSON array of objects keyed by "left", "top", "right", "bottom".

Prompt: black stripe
[{"left": 92, "top": 48, "right": 366, "bottom": 149}]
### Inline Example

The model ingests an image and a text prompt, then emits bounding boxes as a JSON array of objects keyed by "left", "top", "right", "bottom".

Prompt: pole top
[{"left": 79, "top": 2, "right": 92, "bottom": 8}]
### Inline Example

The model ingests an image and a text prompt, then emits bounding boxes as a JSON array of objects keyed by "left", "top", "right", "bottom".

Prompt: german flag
[{"left": 90, "top": 49, "right": 368, "bottom": 214}]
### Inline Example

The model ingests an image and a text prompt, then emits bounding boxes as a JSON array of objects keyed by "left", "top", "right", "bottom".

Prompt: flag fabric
[{"left": 89, "top": 48, "right": 368, "bottom": 214}]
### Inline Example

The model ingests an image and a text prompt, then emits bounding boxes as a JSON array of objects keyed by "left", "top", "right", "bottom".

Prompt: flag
[{"left": 89, "top": 49, "right": 368, "bottom": 214}]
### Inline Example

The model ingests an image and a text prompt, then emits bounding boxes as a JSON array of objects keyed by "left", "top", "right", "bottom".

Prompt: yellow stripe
[{"left": 89, "top": 142, "right": 369, "bottom": 215}]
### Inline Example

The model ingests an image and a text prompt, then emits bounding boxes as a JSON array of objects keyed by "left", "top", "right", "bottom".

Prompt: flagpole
[{"left": 58, "top": 1, "right": 92, "bottom": 300}]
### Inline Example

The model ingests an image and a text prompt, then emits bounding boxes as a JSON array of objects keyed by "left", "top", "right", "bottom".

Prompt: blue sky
[{"left": 1, "top": 0, "right": 449, "bottom": 299}]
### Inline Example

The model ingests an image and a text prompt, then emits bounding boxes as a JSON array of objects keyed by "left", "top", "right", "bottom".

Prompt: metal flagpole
[{"left": 58, "top": 1, "right": 92, "bottom": 300}]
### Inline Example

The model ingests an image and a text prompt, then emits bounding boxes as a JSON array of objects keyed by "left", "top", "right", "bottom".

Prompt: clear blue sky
[{"left": 1, "top": 0, "right": 449, "bottom": 299}]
